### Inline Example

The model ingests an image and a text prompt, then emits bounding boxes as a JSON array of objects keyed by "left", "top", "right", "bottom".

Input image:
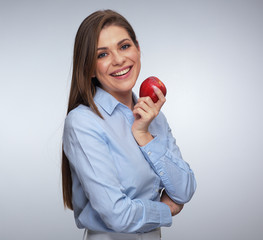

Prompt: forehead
[{"left": 98, "top": 25, "right": 130, "bottom": 47}]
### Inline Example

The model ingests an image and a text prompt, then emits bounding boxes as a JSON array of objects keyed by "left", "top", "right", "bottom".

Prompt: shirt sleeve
[
  {"left": 140, "top": 114, "right": 197, "bottom": 204},
  {"left": 63, "top": 111, "right": 172, "bottom": 233}
]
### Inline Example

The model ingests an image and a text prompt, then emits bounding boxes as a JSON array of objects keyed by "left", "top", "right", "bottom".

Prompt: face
[{"left": 94, "top": 25, "right": 141, "bottom": 101}]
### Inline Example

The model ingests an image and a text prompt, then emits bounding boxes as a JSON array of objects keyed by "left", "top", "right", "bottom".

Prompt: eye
[
  {"left": 98, "top": 52, "right": 107, "bottom": 59},
  {"left": 121, "top": 44, "right": 131, "bottom": 50}
]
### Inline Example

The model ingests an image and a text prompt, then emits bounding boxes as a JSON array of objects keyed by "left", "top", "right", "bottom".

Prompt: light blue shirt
[{"left": 63, "top": 87, "right": 196, "bottom": 233}]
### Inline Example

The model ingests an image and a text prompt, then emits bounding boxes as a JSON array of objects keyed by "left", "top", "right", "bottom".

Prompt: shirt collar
[{"left": 94, "top": 87, "right": 138, "bottom": 116}]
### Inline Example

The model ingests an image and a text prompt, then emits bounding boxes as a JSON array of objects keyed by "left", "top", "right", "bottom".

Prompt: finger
[
  {"left": 136, "top": 96, "right": 157, "bottom": 114},
  {"left": 143, "top": 96, "right": 156, "bottom": 108},
  {"left": 133, "top": 104, "right": 156, "bottom": 121},
  {"left": 153, "top": 86, "right": 166, "bottom": 108},
  {"left": 134, "top": 100, "right": 159, "bottom": 119},
  {"left": 137, "top": 96, "right": 155, "bottom": 108},
  {"left": 133, "top": 107, "right": 147, "bottom": 119},
  {"left": 134, "top": 100, "right": 152, "bottom": 113}
]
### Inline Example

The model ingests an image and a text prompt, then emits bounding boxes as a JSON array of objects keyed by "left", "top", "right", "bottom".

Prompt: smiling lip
[{"left": 110, "top": 66, "right": 132, "bottom": 77}]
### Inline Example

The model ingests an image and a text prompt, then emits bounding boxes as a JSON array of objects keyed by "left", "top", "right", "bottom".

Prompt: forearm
[
  {"left": 161, "top": 190, "right": 184, "bottom": 216},
  {"left": 140, "top": 135, "right": 197, "bottom": 204},
  {"left": 97, "top": 198, "right": 172, "bottom": 233},
  {"left": 133, "top": 131, "right": 153, "bottom": 146}
]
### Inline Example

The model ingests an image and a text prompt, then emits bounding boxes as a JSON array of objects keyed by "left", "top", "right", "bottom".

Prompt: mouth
[{"left": 110, "top": 66, "right": 132, "bottom": 77}]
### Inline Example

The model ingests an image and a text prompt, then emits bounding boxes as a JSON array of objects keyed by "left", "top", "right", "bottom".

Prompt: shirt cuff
[
  {"left": 140, "top": 135, "right": 167, "bottom": 166},
  {"left": 139, "top": 199, "right": 172, "bottom": 227}
]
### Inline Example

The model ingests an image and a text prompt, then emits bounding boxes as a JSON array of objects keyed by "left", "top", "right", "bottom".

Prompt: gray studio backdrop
[{"left": 1, "top": 0, "right": 262, "bottom": 239}]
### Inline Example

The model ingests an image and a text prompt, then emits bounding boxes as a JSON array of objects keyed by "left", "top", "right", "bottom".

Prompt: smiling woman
[
  {"left": 62, "top": 9, "right": 196, "bottom": 240},
  {"left": 94, "top": 25, "right": 141, "bottom": 107}
]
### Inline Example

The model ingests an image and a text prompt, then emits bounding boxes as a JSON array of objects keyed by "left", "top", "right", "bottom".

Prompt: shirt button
[
  {"left": 147, "top": 151, "right": 151, "bottom": 156},
  {"left": 159, "top": 171, "right": 164, "bottom": 176},
  {"left": 156, "top": 189, "right": 159, "bottom": 193}
]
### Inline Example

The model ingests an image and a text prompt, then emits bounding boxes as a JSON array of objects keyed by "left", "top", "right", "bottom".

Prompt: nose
[{"left": 112, "top": 51, "right": 125, "bottom": 65}]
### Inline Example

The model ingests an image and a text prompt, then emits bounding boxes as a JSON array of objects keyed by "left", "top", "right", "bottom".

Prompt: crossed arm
[{"left": 132, "top": 86, "right": 192, "bottom": 215}]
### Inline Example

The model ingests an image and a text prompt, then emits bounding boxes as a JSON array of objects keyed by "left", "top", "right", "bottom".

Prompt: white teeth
[{"left": 112, "top": 68, "right": 130, "bottom": 76}]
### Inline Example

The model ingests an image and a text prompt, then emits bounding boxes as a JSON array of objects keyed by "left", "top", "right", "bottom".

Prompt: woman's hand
[
  {"left": 132, "top": 86, "right": 166, "bottom": 146},
  {"left": 161, "top": 190, "right": 184, "bottom": 216}
]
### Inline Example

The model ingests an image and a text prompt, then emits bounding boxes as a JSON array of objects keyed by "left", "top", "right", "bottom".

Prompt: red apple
[{"left": 139, "top": 76, "right": 167, "bottom": 103}]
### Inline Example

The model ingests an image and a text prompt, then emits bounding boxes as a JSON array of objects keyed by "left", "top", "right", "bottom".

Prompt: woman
[{"left": 62, "top": 9, "right": 196, "bottom": 240}]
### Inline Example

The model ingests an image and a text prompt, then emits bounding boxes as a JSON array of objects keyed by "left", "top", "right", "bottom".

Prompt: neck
[{"left": 114, "top": 91, "right": 134, "bottom": 110}]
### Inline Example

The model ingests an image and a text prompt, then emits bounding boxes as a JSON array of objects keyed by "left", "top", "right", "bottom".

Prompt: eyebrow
[{"left": 97, "top": 38, "right": 131, "bottom": 51}]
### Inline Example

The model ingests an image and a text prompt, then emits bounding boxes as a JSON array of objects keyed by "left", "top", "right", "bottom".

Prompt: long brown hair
[{"left": 62, "top": 9, "right": 139, "bottom": 210}]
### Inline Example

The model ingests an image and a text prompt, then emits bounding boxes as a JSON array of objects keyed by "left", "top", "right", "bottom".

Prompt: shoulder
[
  {"left": 64, "top": 104, "right": 103, "bottom": 131},
  {"left": 63, "top": 104, "right": 109, "bottom": 146}
]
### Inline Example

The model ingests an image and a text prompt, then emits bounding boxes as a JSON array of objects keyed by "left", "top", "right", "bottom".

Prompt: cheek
[
  {"left": 135, "top": 53, "right": 141, "bottom": 69},
  {"left": 95, "top": 61, "right": 107, "bottom": 76},
  {"left": 130, "top": 51, "right": 140, "bottom": 65},
  {"left": 137, "top": 51, "right": 141, "bottom": 64},
  {"left": 129, "top": 47, "right": 140, "bottom": 62}
]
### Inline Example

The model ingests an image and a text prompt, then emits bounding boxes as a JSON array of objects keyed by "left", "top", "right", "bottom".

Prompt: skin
[
  {"left": 95, "top": 25, "right": 184, "bottom": 216},
  {"left": 161, "top": 190, "right": 184, "bottom": 216},
  {"left": 95, "top": 25, "right": 141, "bottom": 109}
]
